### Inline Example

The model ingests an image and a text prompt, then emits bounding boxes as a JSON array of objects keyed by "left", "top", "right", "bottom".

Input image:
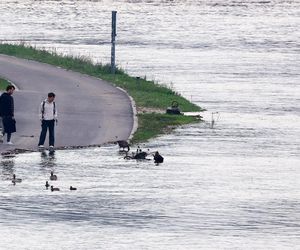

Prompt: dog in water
[
  {"left": 117, "top": 140, "right": 130, "bottom": 152},
  {"left": 153, "top": 151, "right": 164, "bottom": 164}
]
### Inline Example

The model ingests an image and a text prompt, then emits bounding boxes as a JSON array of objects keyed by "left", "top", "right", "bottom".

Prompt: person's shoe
[
  {"left": 38, "top": 145, "right": 44, "bottom": 149},
  {"left": 6, "top": 141, "right": 13, "bottom": 145}
]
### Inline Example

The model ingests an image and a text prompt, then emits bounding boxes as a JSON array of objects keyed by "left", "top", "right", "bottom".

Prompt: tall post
[{"left": 111, "top": 11, "right": 117, "bottom": 74}]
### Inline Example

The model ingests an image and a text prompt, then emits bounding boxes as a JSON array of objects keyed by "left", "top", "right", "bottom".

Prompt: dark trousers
[
  {"left": 1, "top": 116, "right": 15, "bottom": 142},
  {"left": 38, "top": 120, "right": 55, "bottom": 146}
]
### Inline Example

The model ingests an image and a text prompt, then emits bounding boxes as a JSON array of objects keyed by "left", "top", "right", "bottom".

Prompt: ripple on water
[{"left": 0, "top": 0, "right": 300, "bottom": 249}]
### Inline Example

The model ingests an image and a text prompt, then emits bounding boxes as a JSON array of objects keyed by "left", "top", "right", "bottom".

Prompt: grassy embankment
[
  {"left": 0, "top": 43, "right": 203, "bottom": 143},
  {"left": 0, "top": 77, "right": 10, "bottom": 90}
]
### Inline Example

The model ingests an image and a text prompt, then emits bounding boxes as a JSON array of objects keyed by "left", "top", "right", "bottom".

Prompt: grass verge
[
  {"left": 0, "top": 77, "right": 10, "bottom": 90},
  {"left": 0, "top": 43, "right": 204, "bottom": 143}
]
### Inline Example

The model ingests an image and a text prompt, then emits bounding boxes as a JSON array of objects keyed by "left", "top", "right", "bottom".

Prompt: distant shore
[{"left": 0, "top": 43, "right": 203, "bottom": 144}]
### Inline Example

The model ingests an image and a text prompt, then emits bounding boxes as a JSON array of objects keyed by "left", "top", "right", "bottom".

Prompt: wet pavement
[{"left": 0, "top": 55, "right": 135, "bottom": 154}]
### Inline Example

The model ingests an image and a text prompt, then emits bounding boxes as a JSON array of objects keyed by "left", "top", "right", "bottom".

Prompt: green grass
[
  {"left": 0, "top": 43, "right": 202, "bottom": 112},
  {"left": 0, "top": 77, "right": 10, "bottom": 90},
  {"left": 131, "top": 113, "right": 201, "bottom": 143},
  {"left": 0, "top": 43, "right": 204, "bottom": 143}
]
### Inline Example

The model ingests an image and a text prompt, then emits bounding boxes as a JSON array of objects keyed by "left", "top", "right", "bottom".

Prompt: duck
[
  {"left": 45, "top": 181, "right": 50, "bottom": 189},
  {"left": 50, "top": 171, "right": 57, "bottom": 181},
  {"left": 153, "top": 151, "right": 164, "bottom": 164},
  {"left": 70, "top": 186, "right": 77, "bottom": 191},
  {"left": 134, "top": 151, "right": 147, "bottom": 159},
  {"left": 12, "top": 174, "right": 22, "bottom": 184},
  {"left": 123, "top": 150, "right": 148, "bottom": 160},
  {"left": 134, "top": 147, "right": 148, "bottom": 159},
  {"left": 51, "top": 186, "right": 60, "bottom": 192}
]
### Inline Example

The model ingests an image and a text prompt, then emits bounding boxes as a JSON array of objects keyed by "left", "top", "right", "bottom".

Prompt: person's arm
[
  {"left": 54, "top": 104, "right": 58, "bottom": 120},
  {"left": 38, "top": 102, "right": 43, "bottom": 120},
  {"left": 11, "top": 97, "right": 14, "bottom": 118},
  {"left": 0, "top": 95, "right": 2, "bottom": 117}
]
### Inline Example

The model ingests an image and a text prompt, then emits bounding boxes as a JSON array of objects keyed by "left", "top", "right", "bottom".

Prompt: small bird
[
  {"left": 154, "top": 151, "right": 164, "bottom": 164},
  {"left": 50, "top": 171, "right": 57, "bottom": 181},
  {"left": 51, "top": 186, "right": 60, "bottom": 192},
  {"left": 70, "top": 186, "right": 77, "bottom": 191},
  {"left": 12, "top": 174, "right": 22, "bottom": 184},
  {"left": 45, "top": 181, "right": 50, "bottom": 189}
]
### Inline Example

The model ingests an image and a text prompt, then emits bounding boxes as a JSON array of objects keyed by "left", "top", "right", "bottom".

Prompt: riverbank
[{"left": 0, "top": 43, "right": 203, "bottom": 143}]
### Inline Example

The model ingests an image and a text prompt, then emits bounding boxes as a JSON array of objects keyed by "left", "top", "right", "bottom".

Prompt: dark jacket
[{"left": 0, "top": 92, "right": 14, "bottom": 117}]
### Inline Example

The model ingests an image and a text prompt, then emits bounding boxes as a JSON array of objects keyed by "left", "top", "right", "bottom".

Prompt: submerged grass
[
  {"left": 131, "top": 113, "right": 200, "bottom": 143},
  {"left": 0, "top": 43, "right": 203, "bottom": 143}
]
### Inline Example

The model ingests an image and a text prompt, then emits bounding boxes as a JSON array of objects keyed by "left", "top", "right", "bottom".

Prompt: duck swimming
[
  {"left": 12, "top": 174, "right": 22, "bottom": 184},
  {"left": 134, "top": 151, "right": 147, "bottom": 159},
  {"left": 124, "top": 150, "right": 148, "bottom": 160},
  {"left": 45, "top": 181, "right": 50, "bottom": 189},
  {"left": 51, "top": 186, "right": 60, "bottom": 192},
  {"left": 70, "top": 186, "right": 77, "bottom": 191},
  {"left": 50, "top": 171, "right": 57, "bottom": 181}
]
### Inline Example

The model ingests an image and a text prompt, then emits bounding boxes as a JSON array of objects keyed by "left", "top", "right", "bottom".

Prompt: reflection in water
[
  {"left": 0, "top": 157, "right": 15, "bottom": 180},
  {"left": 40, "top": 150, "right": 55, "bottom": 160},
  {"left": 39, "top": 151, "right": 56, "bottom": 168},
  {"left": 39, "top": 150, "right": 58, "bottom": 181},
  {"left": 0, "top": 144, "right": 298, "bottom": 249}
]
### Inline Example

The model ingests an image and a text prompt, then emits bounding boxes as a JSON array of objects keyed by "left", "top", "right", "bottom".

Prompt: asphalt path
[{"left": 0, "top": 54, "right": 135, "bottom": 154}]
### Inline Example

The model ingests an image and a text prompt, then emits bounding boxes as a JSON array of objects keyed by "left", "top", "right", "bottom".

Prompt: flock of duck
[
  {"left": 10, "top": 141, "right": 163, "bottom": 191},
  {"left": 117, "top": 141, "right": 164, "bottom": 164},
  {"left": 12, "top": 171, "right": 77, "bottom": 192}
]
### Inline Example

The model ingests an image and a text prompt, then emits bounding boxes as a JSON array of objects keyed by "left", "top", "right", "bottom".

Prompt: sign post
[{"left": 111, "top": 11, "right": 117, "bottom": 74}]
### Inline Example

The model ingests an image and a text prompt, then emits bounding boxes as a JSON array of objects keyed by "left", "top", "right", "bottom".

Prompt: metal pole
[{"left": 111, "top": 11, "right": 117, "bottom": 74}]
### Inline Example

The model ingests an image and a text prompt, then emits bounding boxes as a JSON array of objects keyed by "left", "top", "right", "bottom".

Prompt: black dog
[{"left": 117, "top": 140, "right": 130, "bottom": 152}]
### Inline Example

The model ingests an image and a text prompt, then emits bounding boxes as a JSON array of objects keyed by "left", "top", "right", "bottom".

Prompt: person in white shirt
[{"left": 38, "top": 92, "right": 57, "bottom": 149}]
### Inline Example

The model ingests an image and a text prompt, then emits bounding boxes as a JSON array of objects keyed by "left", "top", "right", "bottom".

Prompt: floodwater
[{"left": 0, "top": 0, "right": 300, "bottom": 249}]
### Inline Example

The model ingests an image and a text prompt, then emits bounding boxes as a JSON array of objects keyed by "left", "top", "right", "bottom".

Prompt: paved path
[{"left": 0, "top": 54, "right": 134, "bottom": 154}]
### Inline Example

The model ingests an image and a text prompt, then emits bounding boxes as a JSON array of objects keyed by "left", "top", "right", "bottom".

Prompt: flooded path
[{"left": 0, "top": 55, "right": 134, "bottom": 153}]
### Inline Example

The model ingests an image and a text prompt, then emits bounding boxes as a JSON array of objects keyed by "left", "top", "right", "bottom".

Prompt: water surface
[{"left": 0, "top": 0, "right": 299, "bottom": 249}]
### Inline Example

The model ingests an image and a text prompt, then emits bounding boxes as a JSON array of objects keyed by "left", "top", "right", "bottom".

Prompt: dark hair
[
  {"left": 6, "top": 85, "right": 15, "bottom": 91},
  {"left": 48, "top": 92, "right": 56, "bottom": 98}
]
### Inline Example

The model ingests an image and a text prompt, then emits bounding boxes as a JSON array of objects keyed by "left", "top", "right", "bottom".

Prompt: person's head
[
  {"left": 47, "top": 92, "right": 55, "bottom": 103},
  {"left": 6, "top": 85, "right": 15, "bottom": 95}
]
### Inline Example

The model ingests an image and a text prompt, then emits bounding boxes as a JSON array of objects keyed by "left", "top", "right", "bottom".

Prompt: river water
[{"left": 0, "top": 0, "right": 299, "bottom": 249}]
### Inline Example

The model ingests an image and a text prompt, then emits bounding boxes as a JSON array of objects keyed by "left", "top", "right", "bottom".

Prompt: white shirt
[{"left": 39, "top": 99, "right": 58, "bottom": 120}]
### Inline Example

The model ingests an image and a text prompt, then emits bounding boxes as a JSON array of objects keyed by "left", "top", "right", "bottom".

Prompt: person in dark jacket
[{"left": 0, "top": 85, "right": 16, "bottom": 145}]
